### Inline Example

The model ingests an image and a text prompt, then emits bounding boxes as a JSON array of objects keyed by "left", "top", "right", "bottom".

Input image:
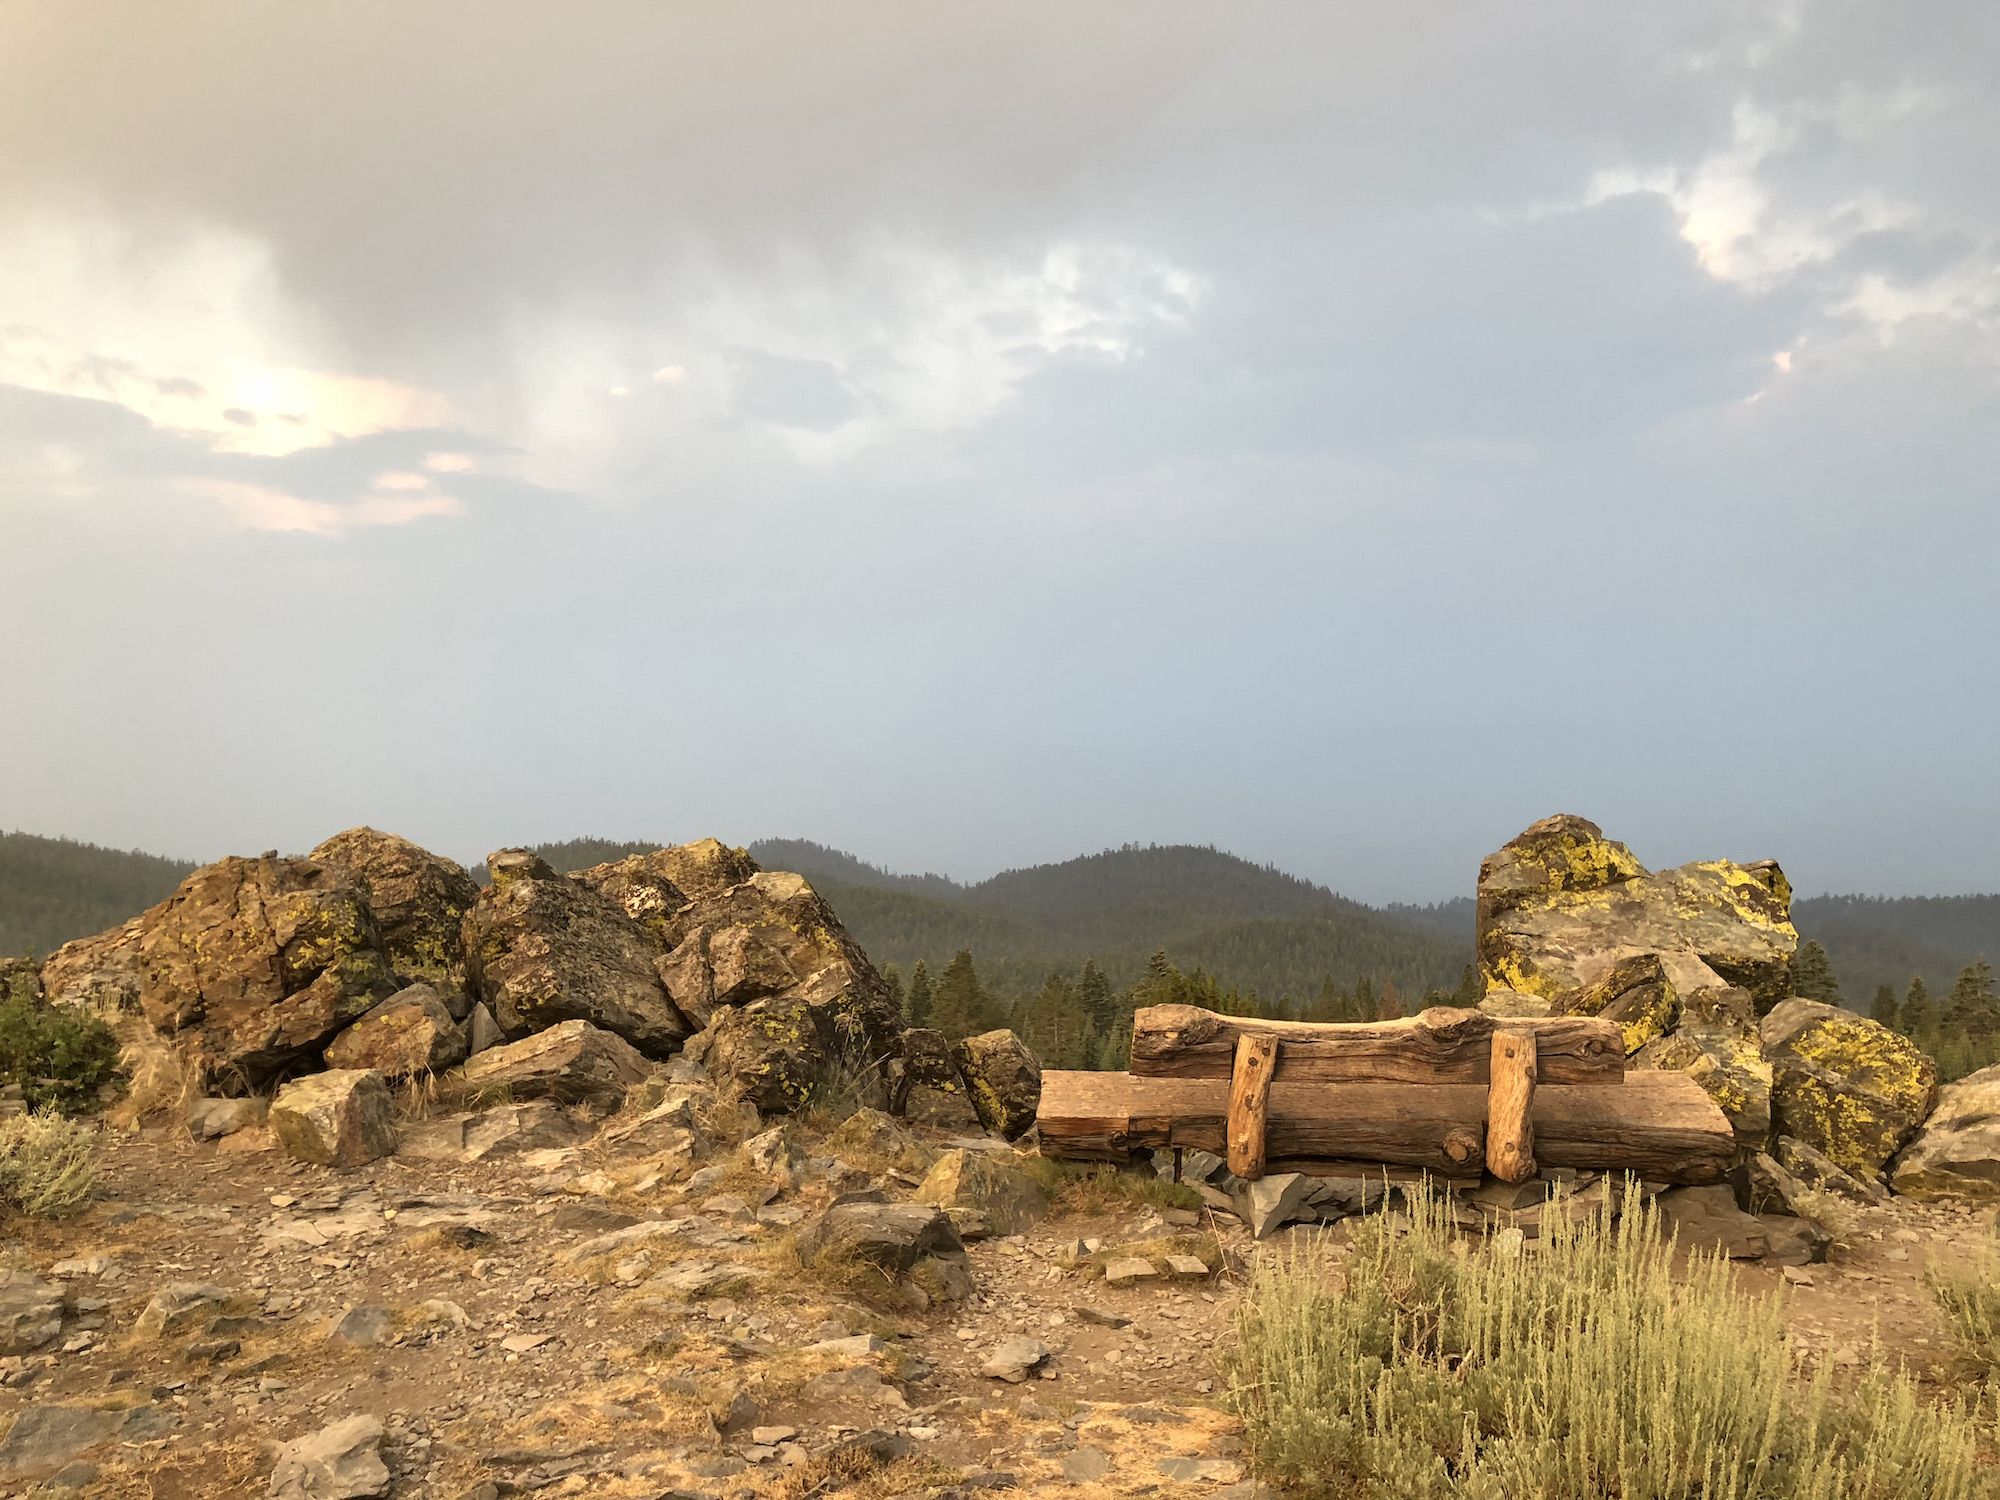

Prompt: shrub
[
  {"left": 0, "top": 1110, "right": 104, "bottom": 1217},
  {"left": 1224, "top": 1181, "right": 1990, "bottom": 1499},
  {"left": 0, "top": 987, "right": 121, "bottom": 1114},
  {"left": 1930, "top": 1249, "right": 2000, "bottom": 1372}
]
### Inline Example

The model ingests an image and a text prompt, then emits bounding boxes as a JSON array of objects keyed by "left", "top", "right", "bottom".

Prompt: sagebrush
[
  {"left": 1225, "top": 1182, "right": 1991, "bottom": 1498},
  {"left": 0, "top": 1110, "right": 104, "bottom": 1217}
]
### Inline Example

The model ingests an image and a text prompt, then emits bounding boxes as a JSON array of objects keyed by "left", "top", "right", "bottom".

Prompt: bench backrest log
[{"left": 1036, "top": 1004, "right": 1733, "bottom": 1188}]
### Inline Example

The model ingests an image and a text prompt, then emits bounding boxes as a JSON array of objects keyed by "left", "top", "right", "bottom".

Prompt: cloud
[{"left": 182, "top": 477, "right": 465, "bottom": 535}]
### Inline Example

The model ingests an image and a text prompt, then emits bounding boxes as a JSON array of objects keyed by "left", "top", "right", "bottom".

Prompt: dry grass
[
  {"left": 1225, "top": 1181, "right": 1993, "bottom": 1499},
  {"left": 771, "top": 1444, "right": 961, "bottom": 1500},
  {"left": 0, "top": 1109, "right": 105, "bottom": 1217},
  {"left": 1929, "top": 1247, "right": 2000, "bottom": 1373},
  {"left": 105, "top": 1020, "right": 195, "bottom": 1130},
  {"left": 1022, "top": 1156, "right": 1203, "bottom": 1214}
]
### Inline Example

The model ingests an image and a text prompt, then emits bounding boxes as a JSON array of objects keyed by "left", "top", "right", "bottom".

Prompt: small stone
[
  {"left": 1075, "top": 1304, "right": 1130, "bottom": 1328},
  {"left": 269, "top": 1071, "right": 398, "bottom": 1168},
  {"left": 135, "top": 1284, "right": 232, "bottom": 1341},
  {"left": 1062, "top": 1448, "right": 1111, "bottom": 1483},
  {"left": 323, "top": 1305, "right": 394, "bottom": 1347},
  {"left": 1103, "top": 1257, "right": 1158, "bottom": 1287},
  {"left": 980, "top": 1335, "right": 1051, "bottom": 1383},
  {"left": 1159, "top": 1456, "right": 1246, "bottom": 1484},
  {"left": 500, "top": 1332, "right": 553, "bottom": 1353},
  {"left": 268, "top": 1414, "right": 389, "bottom": 1499},
  {"left": 1163, "top": 1255, "right": 1211, "bottom": 1279},
  {"left": 750, "top": 1425, "right": 797, "bottom": 1445},
  {"left": 0, "top": 1272, "right": 63, "bottom": 1355},
  {"left": 1781, "top": 1266, "right": 1815, "bottom": 1286}
]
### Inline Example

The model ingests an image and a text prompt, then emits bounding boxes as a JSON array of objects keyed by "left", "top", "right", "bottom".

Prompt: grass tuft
[
  {"left": 1022, "top": 1156, "right": 1203, "bottom": 1213},
  {"left": 1225, "top": 1180, "right": 1990, "bottom": 1499},
  {"left": 1929, "top": 1247, "right": 2000, "bottom": 1373}
]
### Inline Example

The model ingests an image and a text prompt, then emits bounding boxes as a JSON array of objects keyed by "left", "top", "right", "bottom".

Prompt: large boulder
[
  {"left": 1891, "top": 1062, "right": 2000, "bottom": 1201},
  {"left": 269, "top": 1070, "right": 398, "bottom": 1167},
  {"left": 458, "top": 1018, "right": 654, "bottom": 1111},
  {"left": 654, "top": 867, "right": 905, "bottom": 1109},
  {"left": 569, "top": 852, "right": 692, "bottom": 943},
  {"left": 954, "top": 1030, "right": 1041, "bottom": 1140},
  {"left": 1760, "top": 1000, "right": 1937, "bottom": 1180},
  {"left": 323, "top": 983, "right": 468, "bottom": 1079},
  {"left": 308, "top": 827, "right": 479, "bottom": 986},
  {"left": 1477, "top": 815, "right": 1797, "bottom": 1012},
  {"left": 128, "top": 855, "right": 397, "bottom": 1086},
  {"left": 461, "top": 849, "right": 689, "bottom": 1055}
]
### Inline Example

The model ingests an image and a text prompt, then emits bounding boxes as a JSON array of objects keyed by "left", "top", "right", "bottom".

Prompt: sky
[{"left": 2, "top": 3, "right": 1997, "bottom": 903}]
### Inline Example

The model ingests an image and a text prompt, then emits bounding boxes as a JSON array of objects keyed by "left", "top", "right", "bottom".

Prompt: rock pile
[{"left": 23, "top": 827, "right": 1041, "bottom": 1165}]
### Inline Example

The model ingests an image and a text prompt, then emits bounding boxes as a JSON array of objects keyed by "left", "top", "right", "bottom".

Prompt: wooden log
[
  {"left": 1035, "top": 1068, "right": 1732, "bottom": 1184},
  {"left": 1486, "top": 1028, "right": 1537, "bottom": 1183},
  {"left": 1225, "top": 1034, "right": 1279, "bottom": 1180},
  {"left": 1129, "top": 1004, "right": 1624, "bottom": 1085}
]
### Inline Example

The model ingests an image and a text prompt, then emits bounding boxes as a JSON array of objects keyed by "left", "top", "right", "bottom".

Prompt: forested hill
[
  {"left": 1792, "top": 894, "right": 2000, "bottom": 1002},
  {"left": 0, "top": 832, "right": 195, "bottom": 958},
  {"left": 749, "top": 840, "right": 1472, "bottom": 1003}
]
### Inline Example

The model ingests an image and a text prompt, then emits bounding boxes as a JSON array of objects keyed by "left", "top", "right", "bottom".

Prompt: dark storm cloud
[{"left": 1, "top": 2, "right": 1995, "bottom": 900}]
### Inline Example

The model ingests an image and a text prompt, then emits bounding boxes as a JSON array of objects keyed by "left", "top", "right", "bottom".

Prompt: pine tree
[
  {"left": 1791, "top": 940, "right": 1842, "bottom": 1004},
  {"left": 1945, "top": 958, "right": 2000, "bottom": 1036},
  {"left": 1352, "top": 977, "right": 1376, "bottom": 1022},
  {"left": 1869, "top": 983, "right": 1900, "bottom": 1030},
  {"left": 1377, "top": 978, "right": 1404, "bottom": 1021},
  {"left": 1454, "top": 964, "right": 1483, "bottom": 1005},
  {"left": 904, "top": 961, "right": 933, "bottom": 1028},
  {"left": 1138, "top": 949, "right": 1177, "bottom": 1004},
  {"left": 1020, "top": 972, "right": 1086, "bottom": 1067},
  {"left": 1902, "top": 976, "right": 1934, "bottom": 1038},
  {"left": 881, "top": 964, "right": 905, "bottom": 1015},
  {"left": 930, "top": 950, "right": 990, "bottom": 1039},
  {"left": 1076, "top": 960, "right": 1116, "bottom": 1038}
]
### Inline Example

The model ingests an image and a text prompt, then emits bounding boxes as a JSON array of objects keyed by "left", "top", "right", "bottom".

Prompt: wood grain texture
[
  {"left": 1128, "top": 1004, "right": 1624, "bottom": 1085},
  {"left": 1036, "top": 1068, "right": 1731, "bottom": 1184},
  {"left": 1486, "top": 1028, "right": 1538, "bottom": 1183},
  {"left": 1225, "top": 1033, "right": 1279, "bottom": 1180}
]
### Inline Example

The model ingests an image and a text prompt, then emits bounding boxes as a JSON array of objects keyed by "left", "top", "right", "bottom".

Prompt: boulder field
[{"left": 26, "top": 828, "right": 1037, "bottom": 1156}]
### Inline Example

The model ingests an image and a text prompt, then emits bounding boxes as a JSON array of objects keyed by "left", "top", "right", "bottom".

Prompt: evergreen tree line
[{"left": 880, "top": 948, "right": 1486, "bottom": 1070}]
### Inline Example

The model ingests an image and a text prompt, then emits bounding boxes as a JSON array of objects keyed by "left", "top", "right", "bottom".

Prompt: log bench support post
[
  {"left": 1485, "top": 1026, "right": 1537, "bottom": 1183},
  {"left": 1226, "top": 1033, "right": 1279, "bottom": 1180}
]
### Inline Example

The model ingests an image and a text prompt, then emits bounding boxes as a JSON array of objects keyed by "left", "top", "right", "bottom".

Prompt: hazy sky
[{"left": 3, "top": 3, "right": 1996, "bottom": 901}]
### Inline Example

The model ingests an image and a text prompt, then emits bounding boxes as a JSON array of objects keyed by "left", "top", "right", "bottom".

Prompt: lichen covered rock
[
  {"left": 1632, "top": 1010, "right": 1773, "bottom": 1154},
  {"left": 1760, "top": 999, "right": 1937, "bottom": 1180},
  {"left": 1891, "top": 1061, "right": 2000, "bottom": 1201},
  {"left": 953, "top": 1029, "right": 1041, "bottom": 1140},
  {"left": 1553, "top": 952, "right": 1681, "bottom": 1055},
  {"left": 1477, "top": 815, "right": 1797, "bottom": 1012},
  {"left": 323, "top": 983, "right": 467, "bottom": 1079},
  {"left": 308, "top": 827, "right": 479, "bottom": 986},
  {"left": 462, "top": 849, "right": 689, "bottom": 1055},
  {"left": 128, "top": 855, "right": 397, "bottom": 1086},
  {"left": 269, "top": 1069, "right": 397, "bottom": 1167}
]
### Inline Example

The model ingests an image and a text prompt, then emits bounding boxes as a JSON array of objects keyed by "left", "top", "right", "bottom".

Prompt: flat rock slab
[
  {"left": 1103, "top": 1257, "right": 1159, "bottom": 1286},
  {"left": 0, "top": 1402, "right": 177, "bottom": 1484},
  {"left": 980, "top": 1335, "right": 1051, "bottom": 1383}
]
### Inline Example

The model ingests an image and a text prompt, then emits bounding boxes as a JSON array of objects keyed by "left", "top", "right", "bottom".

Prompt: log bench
[{"left": 1037, "top": 1004, "right": 1734, "bottom": 1186}]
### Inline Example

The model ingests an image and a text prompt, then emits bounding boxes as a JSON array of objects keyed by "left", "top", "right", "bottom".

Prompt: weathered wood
[
  {"left": 1486, "top": 1028, "right": 1537, "bottom": 1183},
  {"left": 1225, "top": 1034, "right": 1279, "bottom": 1180},
  {"left": 1129, "top": 1004, "right": 1624, "bottom": 1085},
  {"left": 1036, "top": 1068, "right": 1732, "bottom": 1184}
]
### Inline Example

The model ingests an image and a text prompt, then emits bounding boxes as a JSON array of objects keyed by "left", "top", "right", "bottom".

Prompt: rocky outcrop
[
  {"left": 1761, "top": 1000, "right": 1936, "bottom": 1180},
  {"left": 568, "top": 852, "right": 691, "bottom": 943},
  {"left": 309, "top": 827, "right": 478, "bottom": 986},
  {"left": 130, "top": 855, "right": 398, "bottom": 1087},
  {"left": 1891, "top": 1062, "right": 2000, "bottom": 1201},
  {"left": 954, "top": 1030, "right": 1041, "bottom": 1140},
  {"left": 795, "top": 1200, "right": 973, "bottom": 1305},
  {"left": 38, "top": 918, "right": 146, "bottom": 1015},
  {"left": 269, "top": 1070, "right": 398, "bottom": 1167},
  {"left": 323, "top": 983, "right": 467, "bottom": 1079},
  {"left": 461, "top": 850, "right": 689, "bottom": 1055},
  {"left": 458, "top": 1019, "right": 654, "bottom": 1110},
  {"left": 1477, "top": 815, "right": 1797, "bottom": 1012}
]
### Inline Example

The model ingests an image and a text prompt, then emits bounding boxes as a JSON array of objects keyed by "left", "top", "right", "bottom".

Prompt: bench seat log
[
  {"left": 1128, "top": 1004, "right": 1625, "bottom": 1085},
  {"left": 1036, "top": 1068, "right": 1731, "bottom": 1184}
]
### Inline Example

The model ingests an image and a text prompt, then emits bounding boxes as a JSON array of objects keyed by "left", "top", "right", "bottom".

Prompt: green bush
[
  {"left": 0, "top": 1111, "right": 103, "bottom": 1217},
  {"left": 0, "top": 986, "right": 121, "bottom": 1115},
  {"left": 1224, "top": 1182, "right": 1991, "bottom": 1498}
]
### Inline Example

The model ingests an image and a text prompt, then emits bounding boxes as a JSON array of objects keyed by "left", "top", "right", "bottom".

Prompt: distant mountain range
[{"left": 3, "top": 829, "right": 1993, "bottom": 1008}]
